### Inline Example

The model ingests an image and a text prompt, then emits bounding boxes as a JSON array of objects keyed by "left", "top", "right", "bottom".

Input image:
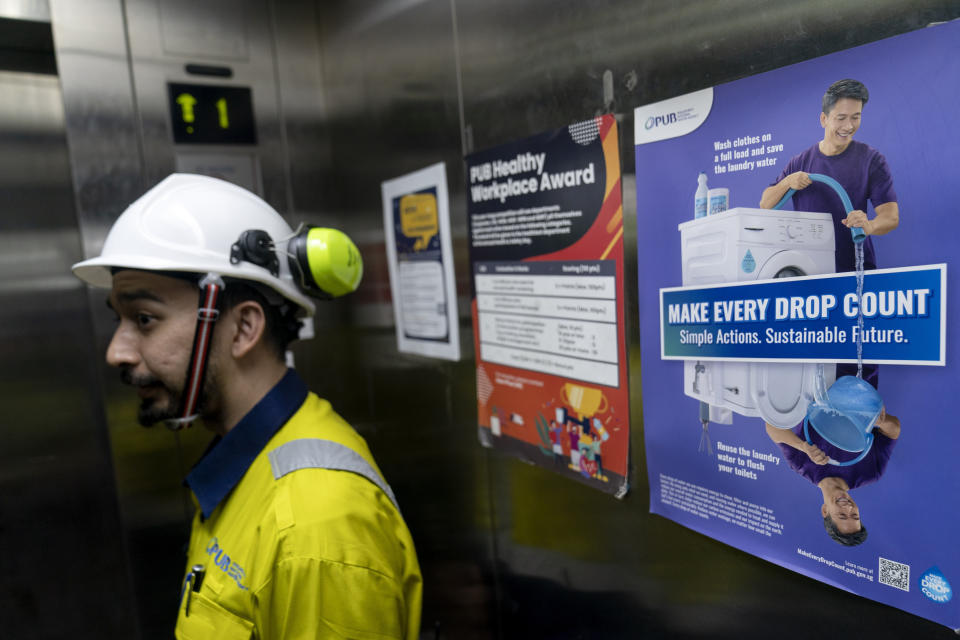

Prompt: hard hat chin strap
[{"left": 164, "top": 273, "right": 225, "bottom": 431}]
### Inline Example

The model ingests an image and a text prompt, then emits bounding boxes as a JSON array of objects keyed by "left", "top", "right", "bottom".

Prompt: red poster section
[{"left": 467, "top": 115, "right": 629, "bottom": 496}]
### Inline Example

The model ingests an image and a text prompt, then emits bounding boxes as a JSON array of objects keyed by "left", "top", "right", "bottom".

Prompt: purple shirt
[
  {"left": 772, "top": 140, "right": 897, "bottom": 273},
  {"left": 777, "top": 424, "right": 896, "bottom": 489}
]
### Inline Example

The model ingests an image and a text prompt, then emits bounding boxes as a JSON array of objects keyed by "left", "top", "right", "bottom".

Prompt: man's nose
[{"left": 106, "top": 324, "right": 139, "bottom": 368}]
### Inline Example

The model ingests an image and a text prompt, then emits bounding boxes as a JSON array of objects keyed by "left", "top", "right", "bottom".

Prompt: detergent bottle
[{"left": 694, "top": 173, "right": 708, "bottom": 219}]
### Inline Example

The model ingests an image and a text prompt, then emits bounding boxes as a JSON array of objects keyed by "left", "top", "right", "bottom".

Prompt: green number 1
[{"left": 216, "top": 98, "right": 230, "bottom": 129}]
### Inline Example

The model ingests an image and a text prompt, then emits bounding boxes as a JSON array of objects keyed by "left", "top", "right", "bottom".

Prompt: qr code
[{"left": 879, "top": 557, "right": 910, "bottom": 591}]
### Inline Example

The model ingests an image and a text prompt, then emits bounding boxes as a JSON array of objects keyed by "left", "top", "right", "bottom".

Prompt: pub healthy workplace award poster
[
  {"left": 635, "top": 21, "right": 958, "bottom": 627},
  {"left": 467, "top": 115, "right": 630, "bottom": 496}
]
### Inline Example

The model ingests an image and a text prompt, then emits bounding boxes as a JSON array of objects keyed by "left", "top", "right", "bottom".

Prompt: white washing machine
[{"left": 679, "top": 207, "right": 836, "bottom": 427}]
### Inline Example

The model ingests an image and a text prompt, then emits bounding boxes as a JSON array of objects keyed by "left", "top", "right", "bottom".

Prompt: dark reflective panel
[
  {"left": 0, "top": 63, "right": 138, "bottom": 638},
  {"left": 455, "top": 1, "right": 957, "bottom": 638},
  {"left": 307, "top": 3, "right": 495, "bottom": 637},
  {"left": 314, "top": 0, "right": 960, "bottom": 638}
]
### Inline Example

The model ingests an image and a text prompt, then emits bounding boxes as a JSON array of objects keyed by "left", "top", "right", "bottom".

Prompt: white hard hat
[{"left": 72, "top": 173, "right": 317, "bottom": 317}]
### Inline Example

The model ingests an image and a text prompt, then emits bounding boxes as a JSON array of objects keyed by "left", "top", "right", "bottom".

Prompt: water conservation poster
[
  {"left": 466, "top": 115, "right": 630, "bottom": 497},
  {"left": 381, "top": 162, "right": 461, "bottom": 361},
  {"left": 635, "top": 21, "right": 959, "bottom": 628}
]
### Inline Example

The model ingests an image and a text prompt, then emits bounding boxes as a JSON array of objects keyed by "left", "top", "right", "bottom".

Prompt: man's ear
[
  {"left": 821, "top": 504, "right": 829, "bottom": 518},
  {"left": 229, "top": 300, "right": 267, "bottom": 358},
  {"left": 820, "top": 111, "right": 827, "bottom": 128}
]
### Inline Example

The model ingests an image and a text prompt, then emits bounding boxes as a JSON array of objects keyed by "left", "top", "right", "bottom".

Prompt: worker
[{"left": 72, "top": 173, "right": 422, "bottom": 638}]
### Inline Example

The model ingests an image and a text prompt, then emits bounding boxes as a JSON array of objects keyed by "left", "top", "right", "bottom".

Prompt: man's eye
[{"left": 137, "top": 313, "right": 156, "bottom": 328}]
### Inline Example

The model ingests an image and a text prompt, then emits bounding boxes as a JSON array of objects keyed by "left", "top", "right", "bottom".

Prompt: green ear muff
[{"left": 288, "top": 226, "right": 363, "bottom": 298}]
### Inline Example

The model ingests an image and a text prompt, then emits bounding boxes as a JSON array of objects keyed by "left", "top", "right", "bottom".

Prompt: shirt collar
[{"left": 185, "top": 368, "right": 308, "bottom": 519}]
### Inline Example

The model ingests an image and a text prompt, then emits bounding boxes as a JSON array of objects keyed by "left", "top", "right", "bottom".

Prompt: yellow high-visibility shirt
[{"left": 175, "top": 370, "right": 422, "bottom": 639}]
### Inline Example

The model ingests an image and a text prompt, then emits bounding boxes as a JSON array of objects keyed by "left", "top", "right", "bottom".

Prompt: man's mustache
[{"left": 120, "top": 367, "right": 162, "bottom": 388}]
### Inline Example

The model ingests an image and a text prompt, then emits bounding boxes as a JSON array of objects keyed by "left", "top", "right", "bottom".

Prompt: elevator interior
[{"left": 1, "top": 1, "right": 958, "bottom": 638}]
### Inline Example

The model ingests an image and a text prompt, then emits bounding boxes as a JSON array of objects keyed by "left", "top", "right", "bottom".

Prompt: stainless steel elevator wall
[
  {"left": 308, "top": 2, "right": 960, "bottom": 639},
  {"left": 0, "top": 63, "right": 138, "bottom": 638},
  {"left": 0, "top": 1, "right": 951, "bottom": 639}
]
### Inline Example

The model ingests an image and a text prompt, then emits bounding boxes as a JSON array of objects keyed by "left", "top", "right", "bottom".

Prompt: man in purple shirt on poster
[
  {"left": 760, "top": 78, "right": 900, "bottom": 387},
  {"left": 760, "top": 78, "right": 900, "bottom": 268},
  {"left": 765, "top": 410, "right": 900, "bottom": 547}
]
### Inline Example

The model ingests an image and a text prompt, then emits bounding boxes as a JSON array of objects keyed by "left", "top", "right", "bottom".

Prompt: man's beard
[{"left": 121, "top": 365, "right": 219, "bottom": 427}]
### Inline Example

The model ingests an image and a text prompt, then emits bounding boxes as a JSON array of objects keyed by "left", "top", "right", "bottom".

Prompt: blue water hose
[
  {"left": 772, "top": 173, "right": 866, "bottom": 244},
  {"left": 779, "top": 175, "right": 867, "bottom": 465}
]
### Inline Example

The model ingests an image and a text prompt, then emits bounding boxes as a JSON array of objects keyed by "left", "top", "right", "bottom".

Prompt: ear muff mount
[{"left": 230, "top": 229, "right": 279, "bottom": 276}]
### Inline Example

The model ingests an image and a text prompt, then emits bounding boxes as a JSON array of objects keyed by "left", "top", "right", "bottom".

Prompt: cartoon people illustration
[
  {"left": 572, "top": 421, "right": 609, "bottom": 482},
  {"left": 578, "top": 430, "right": 596, "bottom": 479},
  {"left": 568, "top": 422, "right": 582, "bottom": 472},
  {"left": 591, "top": 418, "right": 609, "bottom": 482},
  {"left": 555, "top": 384, "right": 613, "bottom": 481},
  {"left": 549, "top": 419, "right": 565, "bottom": 467}
]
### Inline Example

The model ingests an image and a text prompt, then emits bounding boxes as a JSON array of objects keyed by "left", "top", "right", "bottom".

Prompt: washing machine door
[
  {"left": 751, "top": 363, "right": 837, "bottom": 427},
  {"left": 750, "top": 252, "right": 824, "bottom": 427},
  {"left": 750, "top": 362, "right": 815, "bottom": 427},
  {"left": 755, "top": 250, "right": 821, "bottom": 280}
]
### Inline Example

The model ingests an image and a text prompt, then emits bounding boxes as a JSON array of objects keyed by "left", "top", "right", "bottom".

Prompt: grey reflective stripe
[{"left": 268, "top": 438, "right": 399, "bottom": 511}]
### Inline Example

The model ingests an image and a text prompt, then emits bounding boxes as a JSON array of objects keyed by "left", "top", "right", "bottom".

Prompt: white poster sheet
[{"left": 381, "top": 163, "right": 460, "bottom": 360}]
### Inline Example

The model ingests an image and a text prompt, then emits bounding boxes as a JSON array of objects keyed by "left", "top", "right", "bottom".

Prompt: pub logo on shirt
[{"left": 206, "top": 537, "right": 249, "bottom": 591}]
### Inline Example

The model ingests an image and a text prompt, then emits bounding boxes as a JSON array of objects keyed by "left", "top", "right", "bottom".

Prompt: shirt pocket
[{"left": 175, "top": 589, "right": 254, "bottom": 640}]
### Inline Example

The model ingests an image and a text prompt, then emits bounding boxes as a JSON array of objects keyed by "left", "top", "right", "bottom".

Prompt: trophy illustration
[{"left": 557, "top": 383, "right": 611, "bottom": 480}]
